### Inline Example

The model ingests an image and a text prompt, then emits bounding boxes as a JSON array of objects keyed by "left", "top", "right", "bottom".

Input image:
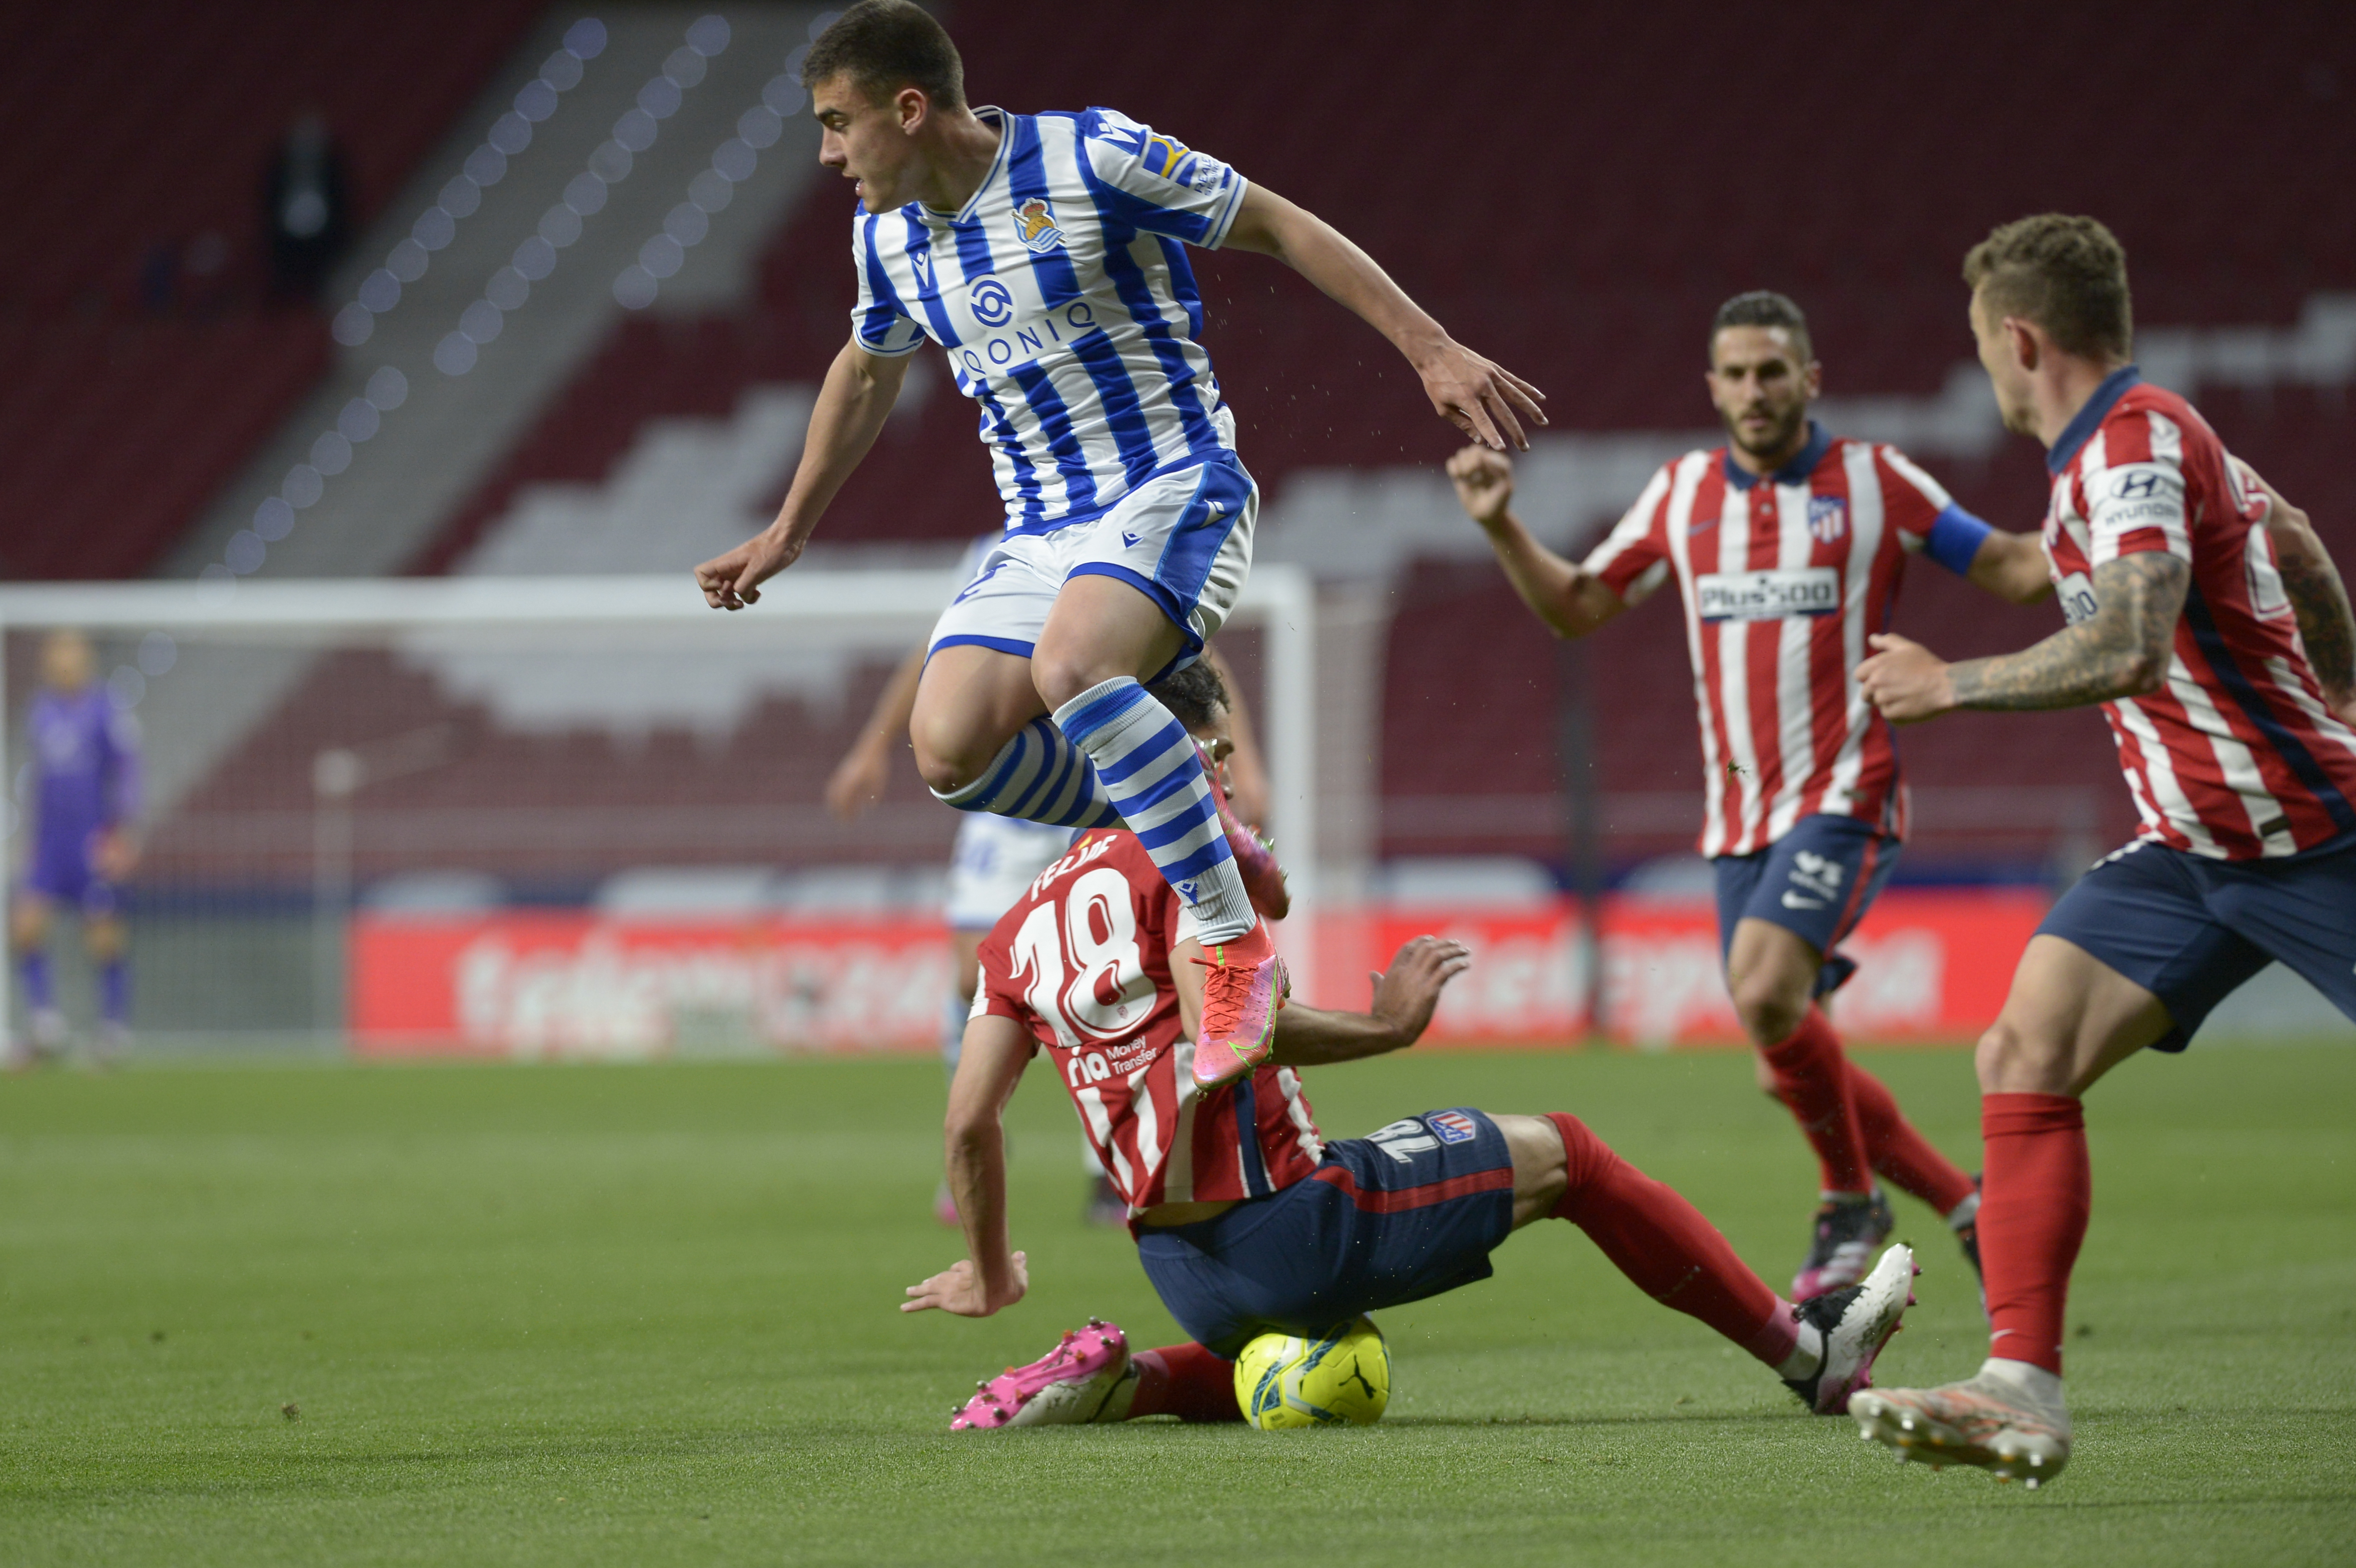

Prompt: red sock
[
  {"left": 1979, "top": 1093, "right": 2088, "bottom": 1377},
  {"left": 1129, "top": 1342, "right": 1242, "bottom": 1422},
  {"left": 1760, "top": 1008, "right": 1872, "bottom": 1194},
  {"left": 1545, "top": 1113, "right": 1797, "bottom": 1369},
  {"left": 1847, "top": 1061, "right": 1977, "bottom": 1215}
]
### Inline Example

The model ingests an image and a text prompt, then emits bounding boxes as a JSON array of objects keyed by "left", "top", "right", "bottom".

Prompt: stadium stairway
[
  {"left": 135, "top": 4, "right": 835, "bottom": 820},
  {"left": 0, "top": 0, "right": 548, "bottom": 583}
]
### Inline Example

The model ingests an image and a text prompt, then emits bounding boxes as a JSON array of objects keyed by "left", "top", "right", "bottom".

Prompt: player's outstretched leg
[
  {"left": 949, "top": 1321, "right": 1239, "bottom": 1429},
  {"left": 1539, "top": 1113, "right": 1914, "bottom": 1413}
]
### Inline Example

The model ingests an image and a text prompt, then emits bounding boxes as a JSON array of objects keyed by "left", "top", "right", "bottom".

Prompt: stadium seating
[
  {"left": 175, "top": 0, "right": 2356, "bottom": 885},
  {"left": 0, "top": 0, "right": 544, "bottom": 579}
]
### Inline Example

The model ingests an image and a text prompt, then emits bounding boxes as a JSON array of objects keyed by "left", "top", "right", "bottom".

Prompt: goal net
[{"left": 0, "top": 569, "right": 1317, "bottom": 1058}]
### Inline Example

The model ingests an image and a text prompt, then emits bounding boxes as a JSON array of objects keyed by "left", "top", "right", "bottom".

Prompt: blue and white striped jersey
[{"left": 850, "top": 106, "right": 1248, "bottom": 535}]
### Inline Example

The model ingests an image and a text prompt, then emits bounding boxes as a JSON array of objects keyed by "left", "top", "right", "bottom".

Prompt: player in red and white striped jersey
[
  {"left": 1852, "top": 215, "right": 2356, "bottom": 1485},
  {"left": 1448, "top": 293, "right": 2053, "bottom": 1302},
  {"left": 904, "top": 662, "right": 1917, "bottom": 1429}
]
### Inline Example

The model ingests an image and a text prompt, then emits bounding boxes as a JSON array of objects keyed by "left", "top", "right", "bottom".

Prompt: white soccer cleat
[
  {"left": 1851, "top": 1370, "right": 2073, "bottom": 1486},
  {"left": 1784, "top": 1242, "right": 1916, "bottom": 1415}
]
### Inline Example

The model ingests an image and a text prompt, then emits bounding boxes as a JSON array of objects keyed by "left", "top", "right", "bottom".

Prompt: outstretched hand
[
  {"left": 1856, "top": 632, "right": 1955, "bottom": 723},
  {"left": 695, "top": 528, "right": 803, "bottom": 610},
  {"left": 901, "top": 1252, "right": 1027, "bottom": 1317},
  {"left": 1417, "top": 340, "right": 1545, "bottom": 452},
  {"left": 1369, "top": 936, "right": 1473, "bottom": 1047},
  {"left": 1446, "top": 445, "right": 1515, "bottom": 526}
]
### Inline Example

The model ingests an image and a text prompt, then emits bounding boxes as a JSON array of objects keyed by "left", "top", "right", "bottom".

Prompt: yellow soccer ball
[{"left": 1234, "top": 1316, "right": 1390, "bottom": 1429}]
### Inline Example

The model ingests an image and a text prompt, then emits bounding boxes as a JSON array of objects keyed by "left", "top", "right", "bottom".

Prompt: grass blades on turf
[{"left": 1, "top": 1045, "right": 2351, "bottom": 1566}]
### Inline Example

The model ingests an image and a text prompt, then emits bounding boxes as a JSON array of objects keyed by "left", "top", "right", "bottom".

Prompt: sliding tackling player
[
  {"left": 1850, "top": 215, "right": 2356, "bottom": 1485},
  {"left": 826, "top": 542, "right": 1282, "bottom": 1224},
  {"left": 901, "top": 664, "right": 1916, "bottom": 1430},
  {"left": 1447, "top": 292, "right": 2049, "bottom": 1301},
  {"left": 696, "top": 0, "right": 1541, "bottom": 1089}
]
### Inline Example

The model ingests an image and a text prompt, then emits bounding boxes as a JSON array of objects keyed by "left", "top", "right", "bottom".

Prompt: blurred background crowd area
[{"left": 0, "top": 1, "right": 2351, "bottom": 1044}]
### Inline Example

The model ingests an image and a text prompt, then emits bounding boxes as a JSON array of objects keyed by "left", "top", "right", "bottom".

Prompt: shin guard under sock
[
  {"left": 1847, "top": 1060, "right": 1976, "bottom": 1214},
  {"left": 1545, "top": 1112, "right": 1797, "bottom": 1369},
  {"left": 1761, "top": 1008, "right": 1872, "bottom": 1194},
  {"left": 1054, "top": 677, "right": 1256, "bottom": 944},
  {"left": 1129, "top": 1342, "right": 1241, "bottom": 1422},
  {"left": 1979, "top": 1092, "right": 2088, "bottom": 1377}
]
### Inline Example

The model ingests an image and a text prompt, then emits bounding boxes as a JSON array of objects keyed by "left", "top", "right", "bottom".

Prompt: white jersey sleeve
[
  {"left": 1077, "top": 108, "right": 1248, "bottom": 250},
  {"left": 849, "top": 216, "right": 927, "bottom": 358},
  {"left": 2085, "top": 412, "right": 2193, "bottom": 565}
]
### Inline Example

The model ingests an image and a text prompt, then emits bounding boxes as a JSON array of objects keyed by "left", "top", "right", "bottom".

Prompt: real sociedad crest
[
  {"left": 1013, "top": 197, "right": 1064, "bottom": 254},
  {"left": 1807, "top": 495, "right": 1848, "bottom": 544}
]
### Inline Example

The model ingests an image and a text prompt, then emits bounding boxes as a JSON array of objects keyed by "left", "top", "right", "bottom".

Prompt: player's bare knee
[
  {"left": 1497, "top": 1114, "right": 1569, "bottom": 1228},
  {"left": 1732, "top": 974, "right": 1805, "bottom": 1050},
  {"left": 1028, "top": 643, "right": 1114, "bottom": 713},
  {"left": 910, "top": 720, "right": 990, "bottom": 796},
  {"left": 1975, "top": 1017, "right": 2071, "bottom": 1094}
]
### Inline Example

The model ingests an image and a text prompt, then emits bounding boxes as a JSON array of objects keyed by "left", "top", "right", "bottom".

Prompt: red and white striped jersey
[
  {"left": 2041, "top": 370, "right": 2356, "bottom": 858},
  {"left": 1584, "top": 423, "right": 1967, "bottom": 857},
  {"left": 973, "top": 828, "right": 1324, "bottom": 1215}
]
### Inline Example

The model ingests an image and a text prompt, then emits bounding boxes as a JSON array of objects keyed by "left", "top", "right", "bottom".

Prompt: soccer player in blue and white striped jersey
[{"left": 697, "top": 1, "right": 1541, "bottom": 1085}]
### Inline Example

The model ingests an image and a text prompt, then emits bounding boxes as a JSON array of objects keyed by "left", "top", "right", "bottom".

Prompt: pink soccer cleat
[
  {"left": 950, "top": 1318, "right": 1135, "bottom": 1430},
  {"left": 1200, "top": 749, "right": 1290, "bottom": 920},
  {"left": 1190, "top": 923, "right": 1288, "bottom": 1091}
]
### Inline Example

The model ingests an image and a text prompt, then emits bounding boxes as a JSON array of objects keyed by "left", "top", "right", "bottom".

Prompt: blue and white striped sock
[
  {"left": 1053, "top": 677, "right": 1257, "bottom": 945},
  {"left": 929, "top": 716, "right": 1123, "bottom": 830}
]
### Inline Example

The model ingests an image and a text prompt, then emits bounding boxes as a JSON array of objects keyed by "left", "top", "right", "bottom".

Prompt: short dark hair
[
  {"left": 802, "top": 1, "right": 965, "bottom": 113},
  {"left": 1963, "top": 214, "right": 2133, "bottom": 362},
  {"left": 1145, "top": 661, "right": 1229, "bottom": 730},
  {"left": 1709, "top": 291, "right": 1813, "bottom": 366}
]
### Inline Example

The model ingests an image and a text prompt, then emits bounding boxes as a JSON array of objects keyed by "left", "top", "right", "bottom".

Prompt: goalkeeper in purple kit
[{"left": 12, "top": 631, "right": 141, "bottom": 1063}]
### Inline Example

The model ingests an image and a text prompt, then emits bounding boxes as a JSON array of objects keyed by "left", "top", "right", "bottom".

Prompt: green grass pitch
[{"left": 3, "top": 1043, "right": 2351, "bottom": 1565}]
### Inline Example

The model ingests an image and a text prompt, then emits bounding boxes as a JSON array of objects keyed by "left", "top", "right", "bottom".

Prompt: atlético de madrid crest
[
  {"left": 1013, "top": 197, "right": 1064, "bottom": 254},
  {"left": 1807, "top": 495, "right": 1848, "bottom": 544}
]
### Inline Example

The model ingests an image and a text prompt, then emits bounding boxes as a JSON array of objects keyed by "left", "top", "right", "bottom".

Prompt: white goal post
[{"left": 0, "top": 566, "right": 1318, "bottom": 1044}]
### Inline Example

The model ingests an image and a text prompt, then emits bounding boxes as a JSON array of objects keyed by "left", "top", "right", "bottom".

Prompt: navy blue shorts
[
  {"left": 1134, "top": 1108, "right": 1516, "bottom": 1357},
  {"left": 1714, "top": 813, "right": 1901, "bottom": 997},
  {"left": 2037, "top": 832, "right": 2356, "bottom": 1051}
]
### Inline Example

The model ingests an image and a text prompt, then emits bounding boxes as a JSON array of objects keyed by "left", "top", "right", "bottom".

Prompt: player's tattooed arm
[
  {"left": 1858, "top": 553, "right": 2188, "bottom": 721},
  {"left": 2254, "top": 482, "right": 2356, "bottom": 714},
  {"left": 1445, "top": 448, "right": 1626, "bottom": 638}
]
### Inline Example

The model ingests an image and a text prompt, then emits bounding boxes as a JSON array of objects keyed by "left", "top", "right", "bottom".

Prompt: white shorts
[
  {"left": 945, "top": 812, "right": 1076, "bottom": 930},
  {"left": 927, "top": 454, "right": 1258, "bottom": 677}
]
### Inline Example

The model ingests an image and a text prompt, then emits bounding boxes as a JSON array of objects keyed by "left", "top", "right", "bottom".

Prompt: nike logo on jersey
[{"left": 1781, "top": 892, "right": 1827, "bottom": 910}]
